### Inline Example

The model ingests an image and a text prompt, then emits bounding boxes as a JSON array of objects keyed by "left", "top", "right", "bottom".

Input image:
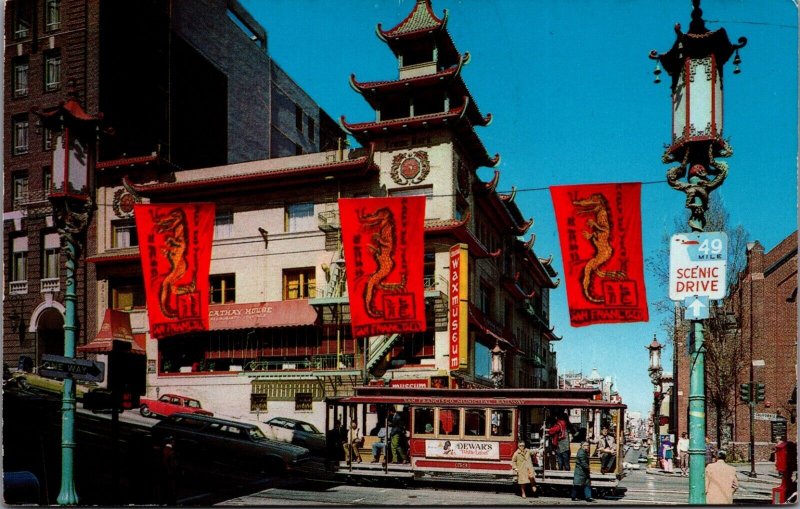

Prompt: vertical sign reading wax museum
[{"left": 449, "top": 244, "right": 468, "bottom": 371}]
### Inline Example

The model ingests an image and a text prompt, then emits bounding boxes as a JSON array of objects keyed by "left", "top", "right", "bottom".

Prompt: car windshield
[
  {"left": 298, "top": 422, "right": 320, "bottom": 434},
  {"left": 248, "top": 427, "right": 267, "bottom": 440}
]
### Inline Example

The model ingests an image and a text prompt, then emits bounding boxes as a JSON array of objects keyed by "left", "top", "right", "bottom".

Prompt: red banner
[
  {"left": 339, "top": 196, "right": 426, "bottom": 337},
  {"left": 134, "top": 203, "right": 215, "bottom": 338},
  {"left": 550, "top": 183, "right": 648, "bottom": 327}
]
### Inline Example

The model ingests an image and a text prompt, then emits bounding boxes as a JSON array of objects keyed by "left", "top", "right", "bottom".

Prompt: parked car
[
  {"left": 139, "top": 393, "right": 213, "bottom": 418},
  {"left": 151, "top": 413, "right": 312, "bottom": 475},
  {"left": 264, "top": 417, "right": 326, "bottom": 456}
]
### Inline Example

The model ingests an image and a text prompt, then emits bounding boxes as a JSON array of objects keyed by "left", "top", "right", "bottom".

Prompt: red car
[{"left": 139, "top": 394, "right": 213, "bottom": 418}]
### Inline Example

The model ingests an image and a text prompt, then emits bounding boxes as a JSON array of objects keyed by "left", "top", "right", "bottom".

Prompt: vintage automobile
[
  {"left": 263, "top": 417, "right": 326, "bottom": 456},
  {"left": 139, "top": 393, "right": 213, "bottom": 418},
  {"left": 151, "top": 413, "right": 312, "bottom": 475}
]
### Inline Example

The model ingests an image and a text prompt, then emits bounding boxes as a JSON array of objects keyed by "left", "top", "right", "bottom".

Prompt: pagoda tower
[{"left": 342, "top": 0, "right": 560, "bottom": 388}]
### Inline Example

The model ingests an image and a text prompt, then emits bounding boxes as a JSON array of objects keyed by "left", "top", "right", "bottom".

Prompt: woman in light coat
[{"left": 511, "top": 441, "right": 537, "bottom": 498}]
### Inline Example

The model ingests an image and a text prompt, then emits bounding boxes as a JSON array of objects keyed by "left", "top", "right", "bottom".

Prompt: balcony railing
[
  {"left": 9, "top": 281, "right": 28, "bottom": 295},
  {"left": 40, "top": 278, "right": 60, "bottom": 293},
  {"left": 318, "top": 210, "right": 340, "bottom": 232}
]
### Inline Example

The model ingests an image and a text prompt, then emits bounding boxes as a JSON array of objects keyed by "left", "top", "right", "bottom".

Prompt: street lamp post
[
  {"left": 36, "top": 90, "right": 102, "bottom": 506},
  {"left": 649, "top": 1, "right": 745, "bottom": 503},
  {"left": 647, "top": 337, "right": 664, "bottom": 466}
]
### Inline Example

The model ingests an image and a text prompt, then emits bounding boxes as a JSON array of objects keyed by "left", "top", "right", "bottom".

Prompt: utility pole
[{"left": 649, "top": 1, "right": 746, "bottom": 504}]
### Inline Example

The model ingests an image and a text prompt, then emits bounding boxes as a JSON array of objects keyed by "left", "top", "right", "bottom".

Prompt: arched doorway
[{"left": 36, "top": 307, "right": 64, "bottom": 365}]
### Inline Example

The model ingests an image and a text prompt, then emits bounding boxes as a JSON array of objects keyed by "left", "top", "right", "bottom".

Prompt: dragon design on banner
[{"left": 358, "top": 207, "right": 407, "bottom": 318}]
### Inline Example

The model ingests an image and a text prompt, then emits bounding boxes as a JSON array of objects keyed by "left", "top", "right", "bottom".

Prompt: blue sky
[{"left": 240, "top": 0, "right": 798, "bottom": 416}]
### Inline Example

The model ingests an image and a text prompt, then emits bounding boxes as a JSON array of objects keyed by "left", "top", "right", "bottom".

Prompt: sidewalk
[{"left": 645, "top": 462, "right": 782, "bottom": 485}]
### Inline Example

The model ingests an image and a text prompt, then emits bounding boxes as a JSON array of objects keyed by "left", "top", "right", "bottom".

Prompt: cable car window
[
  {"left": 490, "top": 409, "right": 513, "bottom": 437},
  {"left": 438, "top": 408, "right": 460, "bottom": 436},
  {"left": 464, "top": 409, "right": 486, "bottom": 436},
  {"left": 413, "top": 407, "right": 435, "bottom": 435}
]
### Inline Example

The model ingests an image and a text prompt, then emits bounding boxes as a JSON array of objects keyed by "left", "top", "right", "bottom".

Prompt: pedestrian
[
  {"left": 571, "top": 441, "right": 594, "bottom": 502},
  {"left": 371, "top": 425, "right": 387, "bottom": 463},
  {"left": 677, "top": 432, "right": 690, "bottom": 477},
  {"left": 705, "top": 450, "right": 738, "bottom": 504},
  {"left": 596, "top": 425, "right": 617, "bottom": 474},
  {"left": 326, "top": 419, "right": 345, "bottom": 469},
  {"left": 161, "top": 436, "right": 179, "bottom": 505},
  {"left": 390, "top": 412, "right": 408, "bottom": 463},
  {"left": 344, "top": 419, "right": 363, "bottom": 463},
  {"left": 511, "top": 441, "right": 537, "bottom": 498},
  {"left": 548, "top": 411, "right": 572, "bottom": 471},
  {"left": 704, "top": 435, "right": 717, "bottom": 466},
  {"left": 661, "top": 436, "right": 674, "bottom": 473}
]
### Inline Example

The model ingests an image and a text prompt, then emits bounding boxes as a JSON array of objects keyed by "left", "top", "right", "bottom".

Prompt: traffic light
[
  {"left": 755, "top": 383, "right": 766, "bottom": 402},
  {"left": 739, "top": 382, "right": 751, "bottom": 403}
]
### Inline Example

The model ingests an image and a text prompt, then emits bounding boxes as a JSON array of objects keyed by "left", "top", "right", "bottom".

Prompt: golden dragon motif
[
  {"left": 359, "top": 207, "right": 406, "bottom": 318},
  {"left": 155, "top": 208, "right": 196, "bottom": 318},
  {"left": 573, "top": 193, "right": 627, "bottom": 304}
]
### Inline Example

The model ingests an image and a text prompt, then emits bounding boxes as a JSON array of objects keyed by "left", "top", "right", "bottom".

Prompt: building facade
[
  {"left": 674, "top": 231, "right": 797, "bottom": 460},
  {"left": 88, "top": 0, "right": 562, "bottom": 430},
  {"left": 4, "top": 0, "right": 343, "bottom": 372}
]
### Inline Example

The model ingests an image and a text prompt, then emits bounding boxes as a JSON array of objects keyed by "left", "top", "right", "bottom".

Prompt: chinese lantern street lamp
[
  {"left": 35, "top": 89, "right": 102, "bottom": 506},
  {"left": 649, "top": 1, "right": 745, "bottom": 503},
  {"left": 490, "top": 342, "right": 505, "bottom": 388},
  {"left": 646, "top": 336, "right": 664, "bottom": 463}
]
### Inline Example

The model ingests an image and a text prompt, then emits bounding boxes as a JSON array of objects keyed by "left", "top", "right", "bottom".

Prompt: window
[
  {"left": 42, "top": 233, "right": 60, "bottom": 279},
  {"left": 307, "top": 116, "right": 315, "bottom": 142},
  {"left": 479, "top": 284, "right": 493, "bottom": 316},
  {"left": 45, "top": 0, "right": 61, "bottom": 31},
  {"left": 295, "top": 103, "right": 303, "bottom": 130},
  {"left": 43, "top": 167, "right": 52, "bottom": 195},
  {"left": 283, "top": 267, "right": 315, "bottom": 300},
  {"left": 438, "top": 408, "right": 460, "bottom": 436},
  {"left": 13, "top": 116, "right": 29, "bottom": 155},
  {"left": 14, "top": 1, "right": 31, "bottom": 39},
  {"left": 13, "top": 58, "right": 29, "bottom": 97},
  {"left": 285, "top": 202, "right": 314, "bottom": 232},
  {"left": 424, "top": 252, "right": 435, "bottom": 290},
  {"left": 295, "top": 392, "right": 312, "bottom": 411},
  {"left": 111, "top": 284, "right": 145, "bottom": 310},
  {"left": 490, "top": 409, "right": 514, "bottom": 437},
  {"left": 44, "top": 50, "right": 62, "bottom": 91},
  {"left": 11, "top": 236, "right": 29, "bottom": 282},
  {"left": 210, "top": 274, "right": 235, "bottom": 304},
  {"left": 12, "top": 172, "right": 29, "bottom": 205},
  {"left": 413, "top": 407, "right": 435, "bottom": 435},
  {"left": 43, "top": 128, "right": 54, "bottom": 151},
  {"left": 464, "top": 409, "right": 486, "bottom": 436},
  {"left": 111, "top": 220, "right": 138, "bottom": 248},
  {"left": 214, "top": 210, "right": 233, "bottom": 239}
]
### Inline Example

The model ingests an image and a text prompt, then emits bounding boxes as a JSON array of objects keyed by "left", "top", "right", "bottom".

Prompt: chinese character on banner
[
  {"left": 134, "top": 203, "right": 215, "bottom": 338},
  {"left": 549, "top": 183, "right": 648, "bottom": 327},
  {"left": 338, "top": 196, "right": 426, "bottom": 337}
]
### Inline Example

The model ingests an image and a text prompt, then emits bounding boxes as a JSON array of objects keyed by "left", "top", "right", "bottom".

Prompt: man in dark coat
[{"left": 571, "top": 441, "right": 594, "bottom": 502}]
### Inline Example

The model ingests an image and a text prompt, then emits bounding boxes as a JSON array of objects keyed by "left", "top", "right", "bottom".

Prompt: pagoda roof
[
  {"left": 97, "top": 154, "right": 169, "bottom": 170},
  {"left": 349, "top": 53, "right": 490, "bottom": 127},
  {"left": 86, "top": 247, "right": 140, "bottom": 265},
  {"left": 515, "top": 236, "right": 560, "bottom": 289},
  {"left": 33, "top": 92, "right": 103, "bottom": 131},
  {"left": 376, "top": 1, "right": 460, "bottom": 63},
  {"left": 341, "top": 100, "right": 499, "bottom": 168},
  {"left": 125, "top": 148, "right": 377, "bottom": 199},
  {"left": 424, "top": 213, "right": 500, "bottom": 259},
  {"left": 473, "top": 171, "right": 533, "bottom": 236}
]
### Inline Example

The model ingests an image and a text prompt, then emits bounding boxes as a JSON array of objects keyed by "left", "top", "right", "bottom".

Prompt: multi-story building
[
  {"left": 674, "top": 231, "right": 797, "bottom": 460},
  {"left": 88, "top": 0, "right": 561, "bottom": 429},
  {"left": 3, "top": 0, "right": 343, "bottom": 370}
]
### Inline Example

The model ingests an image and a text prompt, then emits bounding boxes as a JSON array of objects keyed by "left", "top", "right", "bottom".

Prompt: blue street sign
[
  {"left": 40, "top": 354, "right": 105, "bottom": 383},
  {"left": 684, "top": 295, "right": 710, "bottom": 320}
]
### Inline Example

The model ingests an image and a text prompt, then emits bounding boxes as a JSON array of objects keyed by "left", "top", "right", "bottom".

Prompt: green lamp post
[
  {"left": 36, "top": 89, "right": 102, "bottom": 506},
  {"left": 649, "top": 1, "right": 745, "bottom": 503}
]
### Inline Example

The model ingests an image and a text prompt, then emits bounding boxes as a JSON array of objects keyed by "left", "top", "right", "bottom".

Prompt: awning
[
  {"left": 209, "top": 300, "right": 319, "bottom": 331},
  {"left": 77, "top": 309, "right": 146, "bottom": 355}
]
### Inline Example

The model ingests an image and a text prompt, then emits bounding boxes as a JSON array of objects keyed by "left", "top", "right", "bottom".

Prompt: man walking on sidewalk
[{"left": 677, "top": 432, "right": 690, "bottom": 477}]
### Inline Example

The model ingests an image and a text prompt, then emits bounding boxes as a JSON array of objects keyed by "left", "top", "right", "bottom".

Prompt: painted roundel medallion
[
  {"left": 112, "top": 188, "right": 136, "bottom": 218},
  {"left": 390, "top": 151, "right": 430, "bottom": 185}
]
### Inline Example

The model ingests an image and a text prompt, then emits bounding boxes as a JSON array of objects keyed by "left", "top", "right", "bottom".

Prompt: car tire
[
  {"left": 260, "top": 457, "right": 286, "bottom": 477},
  {"left": 140, "top": 404, "right": 153, "bottom": 418}
]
